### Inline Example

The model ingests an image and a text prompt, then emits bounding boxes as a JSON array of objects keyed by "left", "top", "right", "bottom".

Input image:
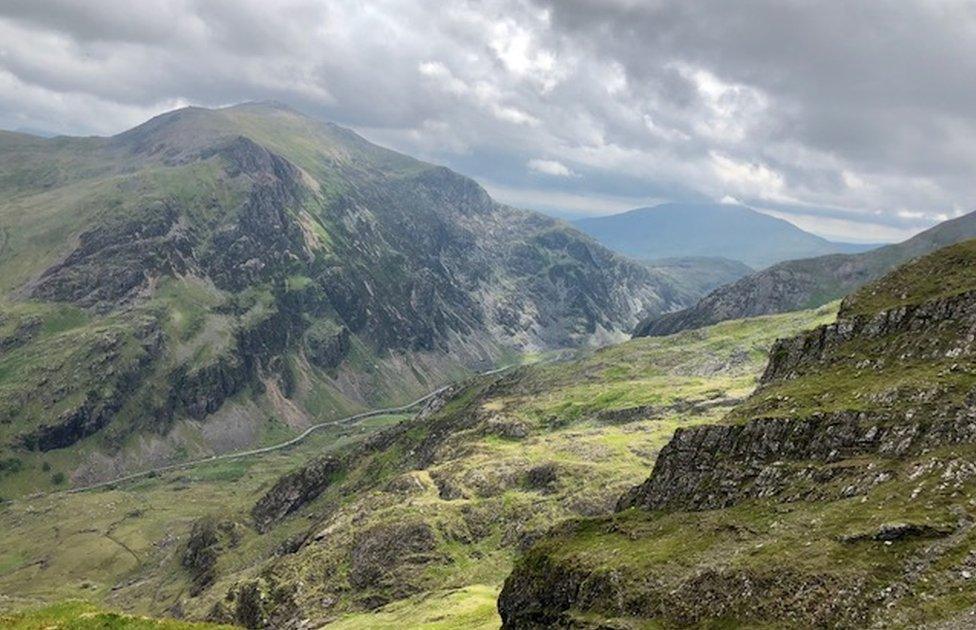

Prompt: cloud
[
  {"left": 483, "top": 181, "right": 664, "bottom": 218},
  {"left": 527, "top": 158, "right": 574, "bottom": 177},
  {"left": 0, "top": 1, "right": 974, "bottom": 240}
]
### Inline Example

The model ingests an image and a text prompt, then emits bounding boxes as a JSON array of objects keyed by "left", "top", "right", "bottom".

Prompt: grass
[
  {"left": 499, "top": 246, "right": 976, "bottom": 627},
  {"left": 515, "top": 442, "right": 976, "bottom": 627},
  {"left": 0, "top": 600, "right": 234, "bottom": 629},
  {"left": 841, "top": 238, "right": 976, "bottom": 317},
  {"left": 328, "top": 584, "right": 500, "bottom": 630}
]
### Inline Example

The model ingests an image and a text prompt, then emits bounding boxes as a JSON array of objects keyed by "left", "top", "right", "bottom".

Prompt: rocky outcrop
[
  {"left": 17, "top": 318, "right": 163, "bottom": 451},
  {"left": 204, "top": 138, "right": 313, "bottom": 292},
  {"left": 617, "top": 408, "right": 976, "bottom": 512},
  {"left": 499, "top": 550, "right": 872, "bottom": 629},
  {"left": 303, "top": 322, "right": 350, "bottom": 370},
  {"left": 251, "top": 455, "right": 344, "bottom": 532},
  {"left": 30, "top": 202, "right": 194, "bottom": 312},
  {"left": 348, "top": 520, "right": 440, "bottom": 597},
  {"left": 762, "top": 288, "right": 976, "bottom": 385},
  {"left": 622, "top": 289, "right": 976, "bottom": 512},
  {"left": 167, "top": 357, "right": 251, "bottom": 420},
  {"left": 502, "top": 242, "right": 976, "bottom": 628},
  {"left": 181, "top": 517, "right": 243, "bottom": 596},
  {"left": 0, "top": 314, "right": 40, "bottom": 353}
]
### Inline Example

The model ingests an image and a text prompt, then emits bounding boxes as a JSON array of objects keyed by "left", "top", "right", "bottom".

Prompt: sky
[{"left": 1, "top": 1, "right": 975, "bottom": 243}]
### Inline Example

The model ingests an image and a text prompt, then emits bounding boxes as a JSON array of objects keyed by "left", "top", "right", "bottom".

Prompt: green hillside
[
  {"left": 636, "top": 208, "right": 976, "bottom": 337},
  {"left": 501, "top": 240, "right": 976, "bottom": 628}
]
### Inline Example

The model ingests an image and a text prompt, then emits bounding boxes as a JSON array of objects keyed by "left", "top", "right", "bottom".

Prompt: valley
[
  {"left": 0, "top": 301, "right": 834, "bottom": 627},
  {"left": 5, "top": 4, "right": 976, "bottom": 628},
  {"left": 1, "top": 105, "right": 974, "bottom": 630},
  {"left": 0, "top": 103, "right": 697, "bottom": 500}
]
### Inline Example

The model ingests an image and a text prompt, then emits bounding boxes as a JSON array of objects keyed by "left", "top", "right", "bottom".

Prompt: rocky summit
[
  {"left": 500, "top": 239, "right": 976, "bottom": 628},
  {"left": 0, "top": 103, "right": 694, "bottom": 496}
]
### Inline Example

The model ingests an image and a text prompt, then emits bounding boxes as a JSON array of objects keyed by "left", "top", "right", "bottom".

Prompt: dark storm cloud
[{"left": 0, "top": 0, "right": 973, "bottom": 241}]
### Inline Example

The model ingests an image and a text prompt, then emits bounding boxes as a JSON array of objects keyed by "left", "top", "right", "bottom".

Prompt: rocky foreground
[{"left": 500, "top": 239, "right": 976, "bottom": 628}]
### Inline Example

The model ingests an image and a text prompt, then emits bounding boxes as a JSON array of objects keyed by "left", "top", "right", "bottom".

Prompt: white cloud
[
  {"left": 758, "top": 209, "right": 918, "bottom": 243},
  {"left": 527, "top": 158, "right": 573, "bottom": 177},
  {"left": 483, "top": 181, "right": 663, "bottom": 216}
]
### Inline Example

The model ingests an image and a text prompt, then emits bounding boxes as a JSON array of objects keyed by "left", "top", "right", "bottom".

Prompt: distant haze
[{"left": 574, "top": 203, "right": 875, "bottom": 269}]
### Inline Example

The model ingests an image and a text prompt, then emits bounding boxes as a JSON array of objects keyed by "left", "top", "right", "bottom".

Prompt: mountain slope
[
  {"left": 635, "top": 208, "right": 976, "bottom": 337},
  {"left": 0, "top": 304, "right": 832, "bottom": 628},
  {"left": 0, "top": 102, "right": 687, "bottom": 496},
  {"left": 500, "top": 239, "right": 976, "bottom": 628},
  {"left": 573, "top": 202, "right": 872, "bottom": 268}
]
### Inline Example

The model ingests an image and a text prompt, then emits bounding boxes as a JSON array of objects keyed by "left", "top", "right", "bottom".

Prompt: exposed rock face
[
  {"left": 17, "top": 318, "right": 163, "bottom": 451},
  {"left": 623, "top": 287, "right": 976, "bottom": 513},
  {"left": 762, "top": 288, "right": 976, "bottom": 384},
  {"left": 303, "top": 322, "right": 350, "bottom": 370},
  {"left": 348, "top": 521, "right": 439, "bottom": 594},
  {"left": 0, "top": 314, "right": 40, "bottom": 352},
  {"left": 251, "top": 455, "right": 343, "bottom": 532},
  {"left": 203, "top": 137, "right": 313, "bottom": 291},
  {"left": 29, "top": 202, "right": 194, "bottom": 312},
  {"left": 181, "top": 517, "right": 243, "bottom": 596},
  {"left": 633, "top": 210, "right": 976, "bottom": 338},
  {"left": 616, "top": 408, "right": 976, "bottom": 512},
  {"left": 499, "top": 554, "right": 872, "bottom": 629}
]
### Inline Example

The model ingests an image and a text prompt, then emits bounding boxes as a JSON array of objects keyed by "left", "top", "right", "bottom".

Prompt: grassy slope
[
  {"left": 0, "top": 306, "right": 833, "bottom": 628},
  {"left": 0, "top": 601, "right": 233, "bottom": 629},
  {"left": 509, "top": 240, "right": 976, "bottom": 628},
  {"left": 841, "top": 238, "right": 976, "bottom": 317},
  {"left": 0, "top": 413, "right": 410, "bottom": 616},
  {"left": 1, "top": 103, "right": 695, "bottom": 500}
]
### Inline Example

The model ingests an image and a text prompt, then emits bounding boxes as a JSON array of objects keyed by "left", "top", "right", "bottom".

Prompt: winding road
[{"left": 18, "top": 363, "right": 518, "bottom": 501}]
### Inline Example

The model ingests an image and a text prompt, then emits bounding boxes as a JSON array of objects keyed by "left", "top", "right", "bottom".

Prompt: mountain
[
  {"left": 635, "top": 208, "right": 976, "bottom": 337},
  {"left": 0, "top": 102, "right": 691, "bottom": 494},
  {"left": 573, "top": 202, "right": 874, "bottom": 268},
  {"left": 500, "top": 239, "right": 976, "bottom": 628}
]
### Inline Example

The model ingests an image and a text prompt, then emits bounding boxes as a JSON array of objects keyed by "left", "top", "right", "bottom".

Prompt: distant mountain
[
  {"left": 574, "top": 202, "right": 875, "bottom": 268},
  {"left": 635, "top": 209, "right": 976, "bottom": 337},
  {"left": 0, "top": 102, "right": 696, "bottom": 491}
]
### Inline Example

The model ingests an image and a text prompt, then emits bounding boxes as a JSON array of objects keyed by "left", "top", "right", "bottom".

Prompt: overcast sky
[{"left": 2, "top": 1, "right": 975, "bottom": 242}]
